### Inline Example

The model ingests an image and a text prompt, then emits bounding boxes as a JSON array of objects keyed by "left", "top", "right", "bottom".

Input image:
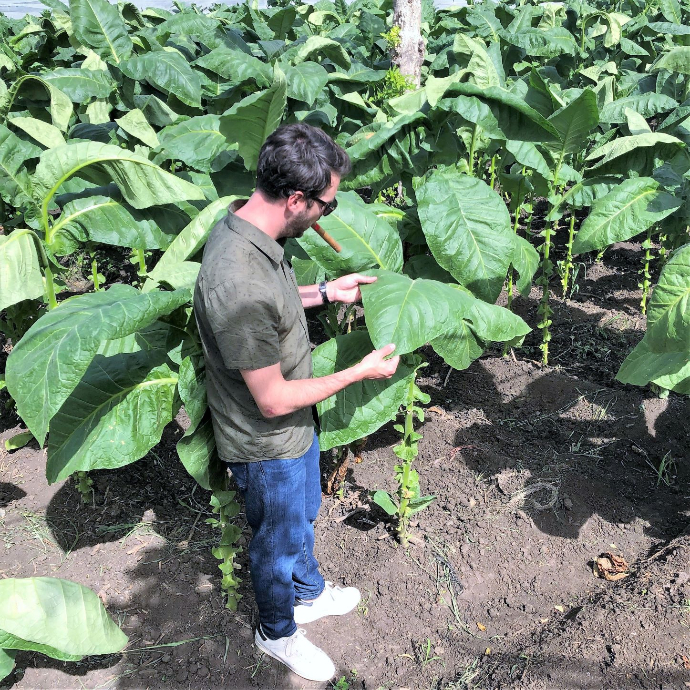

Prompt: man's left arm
[{"left": 299, "top": 274, "right": 376, "bottom": 308}]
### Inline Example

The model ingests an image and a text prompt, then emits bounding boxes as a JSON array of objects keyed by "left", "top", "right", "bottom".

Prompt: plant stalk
[
  {"left": 640, "top": 225, "right": 653, "bottom": 315},
  {"left": 396, "top": 399, "right": 415, "bottom": 547},
  {"left": 44, "top": 265, "right": 58, "bottom": 310},
  {"left": 561, "top": 212, "right": 576, "bottom": 299},
  {"left": 92, "top": 256, "right": 100, "bottom": 291},
  {"left": 137, "top": 248, "right": 147, "bottom": 276},
  {"left": 468, "top": 123, "right": 480, "bottom": 176},
  {"left": 538, "top": 219, "right": 556, "bottom": 365}
]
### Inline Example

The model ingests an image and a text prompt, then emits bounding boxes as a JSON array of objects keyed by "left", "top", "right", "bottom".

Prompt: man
[{"left": 194, "top": 123, "right": 400, "bottom": 682}]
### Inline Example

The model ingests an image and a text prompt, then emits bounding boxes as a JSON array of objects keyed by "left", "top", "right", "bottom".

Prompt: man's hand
[
  {"left": 327, "top": 274, "right": 377, "bottom": 304},
  {"left": 354, "top": 343, "right": 400, "bottom": 380}
]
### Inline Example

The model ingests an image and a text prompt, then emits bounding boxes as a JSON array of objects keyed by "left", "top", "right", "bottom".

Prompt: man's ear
[{"left": 286, "top": 191, "right": 304, "bottom": 213}]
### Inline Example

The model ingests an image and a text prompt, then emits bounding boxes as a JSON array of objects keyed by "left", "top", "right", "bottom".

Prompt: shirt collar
[{"left": 226, "top": 200, "right": 285, "bottom": 266}]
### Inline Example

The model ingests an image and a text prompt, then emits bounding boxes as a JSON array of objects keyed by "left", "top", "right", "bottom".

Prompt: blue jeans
[{"left": 227, "top": 432, "right": 325, "bottom": 640}]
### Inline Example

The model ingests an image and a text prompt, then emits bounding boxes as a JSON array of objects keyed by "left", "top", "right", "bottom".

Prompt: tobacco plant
[{"left": 372, "top": 358, "right": 434, "bottom": 546}]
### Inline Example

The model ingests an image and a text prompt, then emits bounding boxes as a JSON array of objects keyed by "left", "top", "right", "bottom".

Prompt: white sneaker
[
  {"left": 293, "top": 581, "right": 361, "bottom": 624},
  {"left": 254, "top": 627, "right": 335, "bottom": 682}
]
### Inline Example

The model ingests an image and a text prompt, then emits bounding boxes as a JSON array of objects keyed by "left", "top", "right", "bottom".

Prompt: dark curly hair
[{"left": 256, "top": 124, "right": 351, "bottom": 203}]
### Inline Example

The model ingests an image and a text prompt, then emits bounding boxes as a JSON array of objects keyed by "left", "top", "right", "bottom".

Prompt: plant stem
[
  {"left": 396, "top": 397, "right": 415, "bottom": 547},
  {"left": 137, "top": 248, "right": 147, "bottom": 275},
  {"left": 92, "top": 256, "right": 100, "bottom": 291},
  {"left": 640, "top": 225, "right": 653, "bottom": 315},
  {"left": 561, "top": 212, "right": 576, "bottom": 299},
  {"left": 538, "top": 219, "right": 556, "bottom": 365},
  {"left": 507, "top": 198, "right": 522, "bottom": 313},
  {"left": 489, "top": 154, "right": 497, "bottom": 189},
  {"left": 468, "top": 123, "right": 479, "bottom": 176},
  {"left": 44, "top": 265, "right": 58, "bottom": 310},
  {"left": 211, "top": 486, "right": 244, "bottom": 611}
]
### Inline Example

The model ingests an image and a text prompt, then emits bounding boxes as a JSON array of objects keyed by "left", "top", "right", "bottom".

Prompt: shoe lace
[
  {"left": 324, "top": 581, "right": 344, "bottom": 600},
  {"left": 285, "top": 629, "right": 310, "bottom": 659}
]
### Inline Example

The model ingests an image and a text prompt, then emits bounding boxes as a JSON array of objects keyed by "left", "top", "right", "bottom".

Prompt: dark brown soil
[{"left": 1, "top": 242, "right": 689, "bottom": 690}]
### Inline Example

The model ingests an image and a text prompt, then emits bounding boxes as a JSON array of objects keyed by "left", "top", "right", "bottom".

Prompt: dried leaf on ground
[{"left": 594, "top": 552, "right": 630, "bottom": 581}]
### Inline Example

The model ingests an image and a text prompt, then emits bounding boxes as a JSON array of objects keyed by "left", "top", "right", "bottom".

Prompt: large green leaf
[
  {"left": 448, "top": 283, "right": 530, "bottom": 342},
  {"left": 511, "top": 233, "right": 540, "bottom": 296},
  {"left": 0, "top": 124, "right": 37, "bottom": 208},
  {"left": 599, "top": 93, "right": 678, "bottom": 124},
  {"left": 115, "top": 108, "right": 159, "bottom": 148},
  {"left": 48, "top": 194, "right": 185, "bottom": 254},
  {"left": 158, "top": 115, "right": 236, "bottom": 173},
  {"left": 437, "top": 94, "right": 506, "bottom": 140},
  {"left": 0, "top": 649, "right": 16, "bottom": 682},
  {"left": 0, "top": 629, "right": 80, "bottom": 662},
  {"left": 41, "top": 68, "right": 116, "bottom": 102},
  {"left": 659, "top": 0, "right": 682, "bottom": 23},
  {"left": 175, "top": 359, "right": 223, "bottom": 494},
  {"left": 652, "top": 47, "right": 690, "bottom": 75},
  {"left": 343, "top": 112, "right": 429, "bottom": 190},
  {"left": 295, "top": 191, "right": 403, "bottom": 276},
  {"left": 0, "top": 230, "right": 44, "bottom": 311},
  {"left": 9, "top": 117, "right": 66, "bottom": 149},
  {"left": 453, "top": 34, "right": 501, "bottom": 88},
  {"left": 5, "top": 284, "right": 190, "bottom": 445},
  {"left": 219, "top": 65, "right": 286, "bottom": 171},
  {"left": 361, "top": 269, "right": 529, "bottom": 356},
  {"left": 70, "top": 0, "right": 133, "bottom": 63},
  {"left": 416, "top": 170, "right": 513, "bottom": 302},
  {"left": 194, "top": 48, "right": 272, "bottom": 87},
  {"left": 0, "top": 578, "right": 127, "bottom": 656},
  {"left": 645, "top": 243, "right": 690, "bottom": 353},
  {"left": 177, "top": 413, "right": 224, "bottom": 490},
  {"left": 545, "top": 89, "right": 599, "bottom": 161},
  {"left": 617, "top": 337, "right": 690, "bottom": 394},
  {"left": 572, "top": 177, "right": 681, "bottom": 254},
  {"left": 498, "top": 27, "right": 578, "bottom": 58},
  {"left": 285, "top": 62, "right": 329, "bottom": 105},
  {"left": 46, "top": 350, "right": 177, "bottom": 483},
  {"left": 431, "top": 319, "right": 485, "bottom": 371},
  {"left": 505, "top": 140, "right": 553, "bottom": 180},
  {"left": 33, "top": 142, "right": 204, "bottom": 241},
  {"left": 120, "top": 51, "right": 202, "bottom": 108},
  {"left": 443, "top": 83, "right": 559, "bottom": 142},
  {"left": 313, "top": 331, "right": 415, "bottom": 451},
  {"left": 547, "top": 177, "right": 623, "bottom": 220},
  {"left": 155, "top": 11, "right": 219, "bottom": 39},
  {"left": 267, "top": 6, "right": 297, "bottom": 39},
  {"left": 360, "top": 271, "right": 459, "bottom": 355},
  {"left": 586, "top": 132, "right": 684, "bottom": 174},
  {"left": 294, "top": 36, "right": 351, "bottom": 70},
  {"left": 7, "top": 76, "right": 73, "bottom": 132},
  {"left": 144, "top": 196, "right": 235, "bottom": 290}
]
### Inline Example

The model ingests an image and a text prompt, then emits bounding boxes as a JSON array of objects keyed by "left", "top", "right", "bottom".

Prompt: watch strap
[{"left": 318, "top": 281, "right": 330, "bottom": 305}]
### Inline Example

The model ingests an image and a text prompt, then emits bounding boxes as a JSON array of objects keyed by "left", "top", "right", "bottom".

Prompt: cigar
[{"left": 311, "top": 223, "right": 341, "bottom": 253}]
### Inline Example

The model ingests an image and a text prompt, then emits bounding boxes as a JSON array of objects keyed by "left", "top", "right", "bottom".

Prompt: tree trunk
[{"left": 392, "top": 0, "right": 425, "bottom": 89}]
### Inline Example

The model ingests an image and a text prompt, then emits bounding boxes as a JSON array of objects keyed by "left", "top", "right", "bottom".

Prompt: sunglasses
[{"left": 312, "top": 196, "right": 338, "bottom": 217}]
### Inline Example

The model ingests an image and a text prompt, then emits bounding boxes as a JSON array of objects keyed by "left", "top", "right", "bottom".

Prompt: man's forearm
[
  {"left": 262, "top": 366, "right": 362, "bottom": 418},
  {"left": 299, "top": 284, "right": 324, "bottom": 309}
]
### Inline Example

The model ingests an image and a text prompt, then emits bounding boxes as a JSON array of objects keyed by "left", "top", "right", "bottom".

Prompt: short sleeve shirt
[{"left": 193, "top": 204, "right": 314, "bottom": 463}]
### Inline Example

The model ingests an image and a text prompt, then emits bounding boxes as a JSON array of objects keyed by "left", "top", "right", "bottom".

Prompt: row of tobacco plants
[{"left": 0, "top": 0, "right": 689, "bottom": 622}]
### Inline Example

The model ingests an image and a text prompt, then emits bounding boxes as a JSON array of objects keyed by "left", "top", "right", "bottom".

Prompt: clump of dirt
[{"left": 1, "top": 245, "right": 688, "bottom": 690}]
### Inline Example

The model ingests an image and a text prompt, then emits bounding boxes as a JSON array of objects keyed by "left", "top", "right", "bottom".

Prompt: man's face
[{"left": 283, "top": 173, "right": 341, "bottom": 239}]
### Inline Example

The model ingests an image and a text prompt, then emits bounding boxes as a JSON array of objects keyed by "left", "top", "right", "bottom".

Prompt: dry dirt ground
[{"left": 1, "top": 241, "right": 689, "bottom": 690}]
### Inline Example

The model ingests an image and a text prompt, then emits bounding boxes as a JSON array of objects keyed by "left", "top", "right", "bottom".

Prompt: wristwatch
[{"left": 318, "top": 280, "right": 330, "bottom": 305}]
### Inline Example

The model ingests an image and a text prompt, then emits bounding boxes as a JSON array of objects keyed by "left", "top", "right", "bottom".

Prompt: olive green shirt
[{"left": 193, "top": 204, "right": 314, "bottom": 463}]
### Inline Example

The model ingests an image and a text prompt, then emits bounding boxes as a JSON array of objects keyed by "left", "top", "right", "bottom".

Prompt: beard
[{"left": 281, "top": 210, "right": 313, "bottom": 239}]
